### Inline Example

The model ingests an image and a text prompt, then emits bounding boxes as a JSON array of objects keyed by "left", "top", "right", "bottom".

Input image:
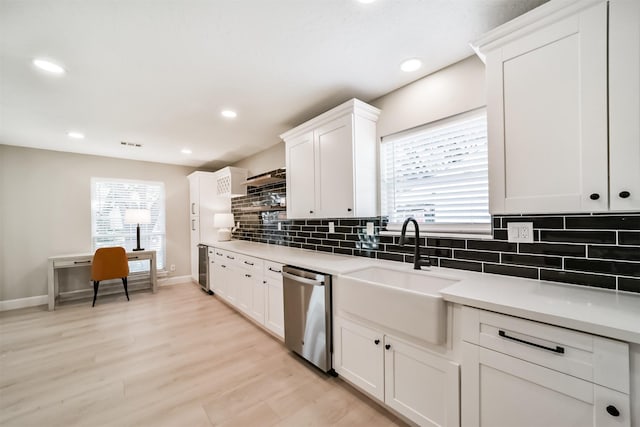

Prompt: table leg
[{"left": 47, "top": 260, "right": 55, "bottom": 311}]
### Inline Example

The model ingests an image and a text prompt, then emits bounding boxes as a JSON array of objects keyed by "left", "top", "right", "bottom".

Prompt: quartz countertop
[{"left": 205, "top": 240, "right": 640, "bottom": 344}]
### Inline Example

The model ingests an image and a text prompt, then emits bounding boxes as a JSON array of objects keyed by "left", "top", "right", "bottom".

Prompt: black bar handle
[
  {"left": 74, "top": 260, "right": 91, "bottom": 264},
  {"left": 268, "top": 267, "right": 282, "bottom": 273},
  {"left": 498, "top": 330, "right": 565, "bottom": 354},
  {"left": 244, "top": 261, "right": 254, "bottom": 266}
]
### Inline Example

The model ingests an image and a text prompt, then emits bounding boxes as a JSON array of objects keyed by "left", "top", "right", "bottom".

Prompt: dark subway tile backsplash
[{"left": 231, "top": 169, "right": 640, "bottom": 294}]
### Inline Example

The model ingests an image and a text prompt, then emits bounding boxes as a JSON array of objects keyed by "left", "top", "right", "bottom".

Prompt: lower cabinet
[
  {"left": 461, "top": 306, "right": 630, "bottom": 427},
  {"left": 334, "top": 317, "right": 460, "bottom": 427},
  {"left": 211, "top": 248, "right": 284, "bottom": 340}
]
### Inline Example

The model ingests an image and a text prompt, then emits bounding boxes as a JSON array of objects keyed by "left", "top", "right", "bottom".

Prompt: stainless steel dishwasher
[{"left": 282, "top": 265, "right": 333, "bottom": 373}]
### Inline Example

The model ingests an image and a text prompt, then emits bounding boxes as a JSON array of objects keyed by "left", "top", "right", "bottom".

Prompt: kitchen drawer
[
  {"left": 461, "top": 306, "right": 629, "bottom": 393},
  {"left": 264, "top": 261, "right": 283, "bottom": 279},
  {"left": 54, "top": 257, "right": 92, "bottom": 268},
  {"left": 236, "top": 253, "right": 262, "bottom": 272}
]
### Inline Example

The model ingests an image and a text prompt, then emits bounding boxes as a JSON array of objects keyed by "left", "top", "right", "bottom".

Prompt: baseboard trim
[
  {"left": 159, "top": 275, "right": 192, "bottom": 286},
  {"left": 0, "top": 295, "right": 48, "bottom": 311}
]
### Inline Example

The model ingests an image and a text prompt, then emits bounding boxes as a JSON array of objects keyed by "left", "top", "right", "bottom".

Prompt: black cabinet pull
[
  {"left": 347, "top": 208, "right": 352, "bottom": 212},
  {"left": 226, "top": 255, "right": 235, "bottom": 260},
  {"left": 619, "top": 191, "right": 631, "bottom": 199},
  {"left": 221, "top": 264, "right": 227, "bottom": 268},
  {"left": 498, "top": 330, "right": 565, "bottom": 354},
  {"left": 244, "top": 261, "right": 254, "bottom": 266},
  {"left": 385, "top": 344, "right": 391, "bottom": 350},
  {"left": 216, "top": 252, "right": 223, "bottom": 256},
  {"left": 74, "top": 260, "right": 91, "bottom": 265},
  {"left": 606, "top": 405, "right": 620, "bottom": 417},
  {"left": 589, "top": 193, "right": 600, "bottom": 200},
  {"left": 268, "top": 267, "right": 282, "bottom": 273},
  {"left": 309, "top": 210, "right": 314, "bottom": 214},
  {"left": 245, "top": 273, "right": 251, "bottom": 278},
  {"left": 374, "top": 339, "right": 380, "bottom": 345}
]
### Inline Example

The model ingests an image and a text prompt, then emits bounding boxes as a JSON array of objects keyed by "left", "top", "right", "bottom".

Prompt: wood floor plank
[{"left": 0, "top": 283, "right": 407, "bottom": 426}]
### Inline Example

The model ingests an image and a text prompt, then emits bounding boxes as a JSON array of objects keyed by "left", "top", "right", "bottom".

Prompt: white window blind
[
  {"left": 91, "top": 178, "right": 165, "bottom": 272},
  {"left": 381, "top": 108, "right": 490, "bottom": 233}
]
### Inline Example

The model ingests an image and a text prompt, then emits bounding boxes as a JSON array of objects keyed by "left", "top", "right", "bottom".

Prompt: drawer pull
[
  {"left": 226, "top": 255, "right": 235, "bottom": 260},
  {"left": 498, "top": 330, "right": 565, "bottom": 354},
  {"left": 606, "top": 405, "right": 620, "bottom": 417},
  {"left": 244, "top": 261, "right": 254, "bottom": 266},
  {"left": 268, "top": 267, "right": 281, "bottom": 273},
  {"left": 74, "top": 260, "right": 91, "bottom": 265}
]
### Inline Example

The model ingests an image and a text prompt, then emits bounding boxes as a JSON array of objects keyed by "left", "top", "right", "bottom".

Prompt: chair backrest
[{"left": 91, "top": 247, "right": 129, "bottom": 281}]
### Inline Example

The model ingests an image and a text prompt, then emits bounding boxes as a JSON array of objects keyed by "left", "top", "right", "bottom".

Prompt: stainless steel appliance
[
  {"left": 282, "top": 265, "right": 332, "bottom": 373},
  {"left": 197, "top": 244, "right": 212, "bottom": 294}
]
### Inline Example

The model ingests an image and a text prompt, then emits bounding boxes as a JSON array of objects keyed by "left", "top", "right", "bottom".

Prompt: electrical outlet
[
  {"left": 507, "top": 222, "right": 534, "bottom": 243},
  {"left": 366, "top": 222, "right": 375, "bottom": 236},
  {"left": 277, "top": 222, "right": 282, "bottom": 231},
  {"left": 170, "top": 264, "right": 176, "bottom": 272},
  {"left": 328, "top": 222, "right": 335, "bottom": 233}
]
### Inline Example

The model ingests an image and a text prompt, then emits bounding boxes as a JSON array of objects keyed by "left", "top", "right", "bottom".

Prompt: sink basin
[{"left": 335, "top": 266, "right": 460, "bottom": 345}]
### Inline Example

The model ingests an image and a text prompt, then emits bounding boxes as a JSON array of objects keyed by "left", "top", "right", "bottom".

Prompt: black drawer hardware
[
  {"left": 244, "top": 261, "right": 254, "bottom": 266},
  {"left": 619, "top": 191, "right": 631, "bottom": 199},
  {"left": 245, "top": 274, "right": 251, "bottom": 278},
  {"left": 74, "top": 260, "right": 91, "bottom": 264},
  {"left": 226, "top": 255, "right": 235, "bottom": 260},
  {"left": 374, "top": 339, "right": 380, "bottom": 345},
  {"left": 221, "top": 264, "right": 227, "bottom": 268},
  {"left": 347, "top": 208, "right": 352, "bottom": 212},
  {"left": 498, "top": 330, "right": 565, "bottom": 354},
  {"left": 606, "top": 405, "right": 620, "bottom": 417},
  {"left": 589, "top": 193, "right": 600, "bottom": 200},
  {"left": 309, "top": 210, "right": 314, "bottom": 214},
  {"left": 216, "top": 252, "right": 223, "bottom": 256},
  {"left": 385, "top": 344, "right": 391, "bottom": 350},
  {"left": 268, "top": 267, "right": 282, "bottom": 273},
  {"left": 129, "top": 256, "right": 139, "bottom": 260}
]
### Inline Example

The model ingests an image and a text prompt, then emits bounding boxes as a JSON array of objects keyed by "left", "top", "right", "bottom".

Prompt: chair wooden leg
[
  {"left": 122, "top": 277, "right": 130, "bottom": 301},
  {"left": 92, "top": 281, "right": 100, "bottom": 307}
]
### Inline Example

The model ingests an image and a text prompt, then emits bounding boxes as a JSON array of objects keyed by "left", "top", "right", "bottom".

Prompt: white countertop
[{"left": 206, "top": 240, "right": 640, "bottom": 345}]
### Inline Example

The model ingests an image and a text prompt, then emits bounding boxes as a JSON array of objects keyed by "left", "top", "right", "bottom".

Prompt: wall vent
[{"left": 120, "top": 141, "right": 143, "bottom": 148}]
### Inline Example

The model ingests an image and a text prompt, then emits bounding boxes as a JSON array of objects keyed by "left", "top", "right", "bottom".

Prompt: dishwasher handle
[{"left": 282, "top": 271, "right": 325, "bottom": 287}]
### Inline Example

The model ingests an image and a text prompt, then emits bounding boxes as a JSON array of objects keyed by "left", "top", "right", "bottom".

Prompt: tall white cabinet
[
  {"left": 472, "top": 0, "right": 640, "bottom": 214},
  {"left": 281, "top": 98, "right": 380, "bottom": 219},
  {"left": 187, "top": 171, "right": 230, "bottom": 283}
]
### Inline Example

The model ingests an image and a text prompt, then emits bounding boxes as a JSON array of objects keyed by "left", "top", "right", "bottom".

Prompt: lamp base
[{"left": 217, "top": 228, "right": 232, "bottom": 241}]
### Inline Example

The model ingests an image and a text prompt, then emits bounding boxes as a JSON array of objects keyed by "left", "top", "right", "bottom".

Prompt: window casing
[
  {"left": 381, "top": 108, "right": 490, "bottom": 234},
  {"left": 91, "top": 178, "right": 165, "bottom": 272}
]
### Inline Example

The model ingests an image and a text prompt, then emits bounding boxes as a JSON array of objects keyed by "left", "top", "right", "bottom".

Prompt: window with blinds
[
  {"left": 91, "top": 178, "right": 165, "bottom": 272},
  {"left": 381, "top": 108, "right": 490, "bottom": 233}
]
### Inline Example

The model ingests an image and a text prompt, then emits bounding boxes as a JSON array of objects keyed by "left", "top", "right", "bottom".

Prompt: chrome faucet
[{"left": 399, "top": 217, "right": 431, "bottom": 270}]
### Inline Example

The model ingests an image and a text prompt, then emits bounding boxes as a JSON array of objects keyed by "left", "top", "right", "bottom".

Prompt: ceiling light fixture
[
  {"left": 221, "top": 110, "right": 237, "bottom": 119},
  {"left": 67, "top": 131, "right": 85, "bottom": 139},
  {"left": 33, "top": 58, "right": 65, "bottom": 74},
  {"left": 400, "top": 58, "right": 422, "bottom": 72},
  {"left": 181, "top": 148, "right": 192, "bottom": 154}
]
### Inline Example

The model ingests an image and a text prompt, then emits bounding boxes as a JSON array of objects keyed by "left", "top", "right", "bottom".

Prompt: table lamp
[
  {"left": 125, "top": 209, "right": 151, "bottom": 251},
  {"left": 214, "top": 213, "right": 235, "bottom": 241}
]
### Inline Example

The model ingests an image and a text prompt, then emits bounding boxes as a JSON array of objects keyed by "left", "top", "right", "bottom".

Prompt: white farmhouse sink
[{"left": 335, "top": 266, "right": 459, "bottom": 345}]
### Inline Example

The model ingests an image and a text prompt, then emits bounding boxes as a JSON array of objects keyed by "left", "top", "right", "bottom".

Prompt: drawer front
[
  {"left": 264, "top": 261, "right": 283, "bottom": 279},
  {"left": 461, "top": 306, "right": 629, "bottom": 393},
  {"left": 54, "top": 257, "right": 92, "bottom": 268},
  {"left": 207, "top": 247, "right": 215, "bottom": 257},
  {"left": 237, "top": 254, "right": 262, "bottom": 272}
]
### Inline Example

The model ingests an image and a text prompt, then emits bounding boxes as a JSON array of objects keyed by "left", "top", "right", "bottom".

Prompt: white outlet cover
[
  {"left": 328, "top": 222, "right": 335, "bottom": 233},
  {"left": 277, "top": 222, "right": 282, "bottom": 231},
  {"left": 366, "top": 222, "right": 375, "bottom": 236},
  {"left": 507, "top": 222, "right": 534, "bottom": 243}
]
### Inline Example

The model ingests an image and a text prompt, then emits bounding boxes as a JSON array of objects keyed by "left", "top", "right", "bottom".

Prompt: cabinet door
[
  {"left": 384, "top": 337, "right": 460, "bottom": 427},
  {"left": 461, "top": 342, "right": 630, "bottom": 427},
  {"left": 286, "top": 131, "right": 316, "bottom": 218},
  {"left": 250, "top": 277, "right": 265, "bottom": 325},
  {"left": 236, "top": 270, "right": 253, "bottom": 314},
  {"left": 222, "top": 261, "right": 238, "bottom": 305},
  {"left": 609, "top": 0, "right": 640, "bottom": 211},
  {"left": 487, "top": 2, "right": 608, "bottom": 214},
  {"left": 333, "top": 317, "right": 384, "bottom": 401},
  {"left": 189, "top": 175, "right": 199, "bottom": 216},
  {"left": 264, "top": 275, "right": 284, "bottom": 339},
  {"left": 211, "top": 258, "right": 226, "bottom": 297},
  {"left": 315, "top": 114, "right": 355, "bottom": 217},
  {"left": 189, "top": 216, "right": 199, "bottom": 283}
]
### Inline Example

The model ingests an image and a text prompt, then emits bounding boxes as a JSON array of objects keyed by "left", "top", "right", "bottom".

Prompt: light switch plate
[
  {"left": 328, "top": 222, "right": 335, "bottom": 233},
  {"left": 507, "top": 222, "right": 534, "bottom": 243},
  {"left": 277, "top": 222, "right": 282, "bottom": 231},
  {"left": 366, "top": 222, "right": 375, "bottom": 236}
]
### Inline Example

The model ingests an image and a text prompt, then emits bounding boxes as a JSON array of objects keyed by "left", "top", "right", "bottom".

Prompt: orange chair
[{"left": 91, "top": 247, "right": 130, "bottom": 307}]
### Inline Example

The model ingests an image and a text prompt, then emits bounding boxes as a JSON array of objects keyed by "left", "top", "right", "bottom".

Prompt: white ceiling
[{"left": 0, "top": 0, "right": 546, "bottom": 169}]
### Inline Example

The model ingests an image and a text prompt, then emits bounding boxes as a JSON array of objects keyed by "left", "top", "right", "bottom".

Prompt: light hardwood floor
[{"left": 0, "top": 283, "right": 407, "bottom": 427}]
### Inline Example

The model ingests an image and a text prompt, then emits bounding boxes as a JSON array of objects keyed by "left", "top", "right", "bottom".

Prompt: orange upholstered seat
[{"left": 91, "top": 247, "right": 130, "bottom": 307}]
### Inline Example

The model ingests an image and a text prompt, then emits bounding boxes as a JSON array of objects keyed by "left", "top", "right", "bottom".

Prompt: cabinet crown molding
[
  {"left": 280, "top": 98, "right": 381, "bottom": 142},
  {"left": 470, "top": 0, "right": 605, "bottom": 62}
]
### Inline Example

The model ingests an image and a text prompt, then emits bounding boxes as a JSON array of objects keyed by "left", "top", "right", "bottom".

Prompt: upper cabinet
[
  {"left": 472, "top": 0, "right": 640, "bottom": 214},
  {"left": 214, "top": 166, "right": 248, "bottom": 198},
  {"left": 281, "top": 99, "right": 380, "bottom": 219}
]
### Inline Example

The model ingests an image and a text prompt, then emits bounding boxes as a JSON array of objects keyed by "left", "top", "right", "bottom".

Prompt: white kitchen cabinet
[
  {"left": 263, "top": 261, "right": 284, "bottom": 338},
  {"left": 461, "top": 306, "right": 631, "bottom": 427},
  {"left": 214, "top": 166, "right": 248, "bottom": 198},
  {"left": 187, "top": 171, "right": 230, "bottom": 282},
  {"left": 281, "top": 98, "right": 380, "bottom": 219},
  {"left": 211, "top": 249, "right": 227, "bottom": 297},
  {"left": 473, "top": 0, "right": 640, "bottom": 214},
  {"left": 334, "top": 316, "right": 460, "bottom": 427}
]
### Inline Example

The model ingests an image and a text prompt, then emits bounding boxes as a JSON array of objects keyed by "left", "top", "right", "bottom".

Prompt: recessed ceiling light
[
  {"left": 221, "top": 110, "right": 237, "bottom": 119},
  {"left": 67, "top": 131, "right": 85, "bottom": 139},
  {"left": 400, "top": 58, "right": 422, "bottom": 72},
  {"left": 181, "top": 148, "right": 192, "bottom": 154},
  {"left": 33, "top": 58, "right": 65, "bottom": 74}
]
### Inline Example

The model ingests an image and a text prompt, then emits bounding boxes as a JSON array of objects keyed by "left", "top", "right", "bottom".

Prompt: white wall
[
  {"left": 0, "top": 145, "right": 194, "bottom": 301},
  {"left": 231, "top": 56, "right": 485, "bottom": 175}
]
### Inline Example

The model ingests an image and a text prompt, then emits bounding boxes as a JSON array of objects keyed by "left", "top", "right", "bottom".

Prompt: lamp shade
[
  {"left": 124, "top": 209, "right": 151, "bottom": 225},
  {"left": 214, "top": 213, "right": 235, "bottom": 228}
]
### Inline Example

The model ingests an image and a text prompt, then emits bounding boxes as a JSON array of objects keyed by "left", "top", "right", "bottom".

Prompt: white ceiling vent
[{"left": 120, "top": 141, "right": 143, "bottom": 148}]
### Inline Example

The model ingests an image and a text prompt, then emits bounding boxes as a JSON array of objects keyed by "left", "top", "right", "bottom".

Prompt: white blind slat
[{"left": 381, "top": 108, "right": 490, "bottom": 230}]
